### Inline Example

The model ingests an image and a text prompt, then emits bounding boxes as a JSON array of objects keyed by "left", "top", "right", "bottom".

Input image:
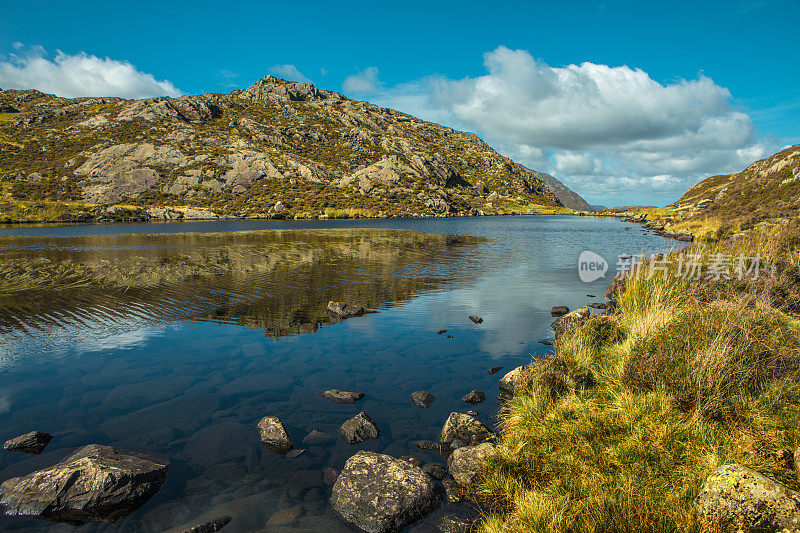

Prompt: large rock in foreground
[
  {"left": 0, "top": 444, "right": 169, "bottom": 525},
  {"left": 696, "top": 464, "right": 800, "bottom": 532},
  {"left": 448, "top": 443, "right": 498, "bottom": 488},
  {"left": 331, "top": 451, "right": 443, "bottom": 533}
]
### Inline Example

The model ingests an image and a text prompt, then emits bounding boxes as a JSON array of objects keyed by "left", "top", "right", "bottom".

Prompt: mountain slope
[
  {"left": 522, "top": 167, "right": 593, "bottom": 211},
  {"left": 0, "top": 76, "right": 565, "bottom": 221}
]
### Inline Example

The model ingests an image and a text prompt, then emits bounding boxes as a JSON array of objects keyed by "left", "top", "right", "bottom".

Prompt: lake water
[{"left": 0, "top": 216, "right": 679, "bottom": 532}]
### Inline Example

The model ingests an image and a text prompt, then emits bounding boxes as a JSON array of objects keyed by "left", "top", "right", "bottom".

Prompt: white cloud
[
  {"left": 342, "top": 66, "right": 382, "bottom": 94},
  {"left": 0, "top": 44, "right": 181, "bottom": 99},
  {"left": 368, "top": 46, "right": 776, "bottom": 206},
  {"left": 269, "top": 64, "right": 310, "bottom": 83}
]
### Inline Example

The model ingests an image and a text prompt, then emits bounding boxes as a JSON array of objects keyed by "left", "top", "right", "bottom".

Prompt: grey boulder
[
  {"left": 340, "top": 412, "right": 381, "bottom": 444},
  {"left": 439, "top": 413, "right": 494, "bottom": 456},
  {"left": 257, "top": 416, "right": 293, "bottom": 455},
  {"left": 331, "top": 451, "right": 443, "bottom": 533},
  {"left": 461, "top": 390, "right": 486, "bottom": 405},
  {"left": 447, "top": 443, "right": 498, "bottom": 488},
  {"left": 0, "top": 444, "right": 168, "bottom": 525},
  {"left": 411, "top": 391, "right": 436, "bottom": 408},
  {"left": 499, "top": 365, "right": 532, "bottom": 396},
  {"left": 696, "top": 464, "right": 800, "bottom": 532}
]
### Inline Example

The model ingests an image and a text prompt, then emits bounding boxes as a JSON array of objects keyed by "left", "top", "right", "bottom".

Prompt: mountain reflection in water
[{"left": 0, "top": 229, "right": 485, "bottom": 352}]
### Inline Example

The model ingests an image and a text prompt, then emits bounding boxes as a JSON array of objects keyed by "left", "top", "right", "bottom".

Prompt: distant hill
[
  {"left": 590, "top": 204, "right": 608, "bottom": 211},
  {"left": 522, "top": 167, "right": 593, "bottom": 211},
  {"left": 0, "top": 76, "right": 566, "bottom": 222}
]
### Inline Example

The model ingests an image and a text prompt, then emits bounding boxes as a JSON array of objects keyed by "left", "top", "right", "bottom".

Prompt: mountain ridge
[{"left": 0, "top": 76, "right": 571, "bottom": 222}]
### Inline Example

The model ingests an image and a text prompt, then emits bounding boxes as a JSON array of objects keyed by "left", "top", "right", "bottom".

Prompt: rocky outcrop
[
  {"left": 696, "top": 464, "right": 800, "bottom": 532},
  {"left": 319, "top": 389, "right": 365, "bottom": 404},
  {"left": 3, "top": 431, "right": 52, "bottom": 455},
  {"left": 237, "top": 76, "right": 329, "bottom": 102},
  {"left": 330, "top": 451, "right": 443, "bottom": 533},
  {"left": 257, "top": 416, "right": 293, "bottom": 455},
  {"left": 439, "top": 413, "right": 494, "bottom": 456},
  {"left": 447, "top": 442, "right": 498, "bottom": 488},
  {"left": 340, "top": 412, "right": 381, "bottom": 444},
  {"left": 0, "top": 444, "right": 169, "bottom": 525}
]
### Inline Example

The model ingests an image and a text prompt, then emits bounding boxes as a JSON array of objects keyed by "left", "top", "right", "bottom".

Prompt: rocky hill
[
  {"left": 522, "top": 166, "right": 592, "bottom": 211},
  {"left": 0, "top": 76, "right": 565, "bottom": 222}
]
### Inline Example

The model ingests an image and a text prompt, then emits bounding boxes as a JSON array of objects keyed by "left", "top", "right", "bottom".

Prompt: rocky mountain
[
  {"left": 0, "top": 76, "right": 564, "bottom": 222},
  {"left": 522, "top": 167, "right": 592, "bottom": 211}
]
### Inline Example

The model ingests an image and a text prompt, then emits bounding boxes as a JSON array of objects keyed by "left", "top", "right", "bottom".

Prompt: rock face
[
  {"left": 439, "top": 413, "right": 494, "bottom": 456},
  {"left": 0, "top": 444, "right": 169, "bottom": 525},
  {"left": 180, "top": 515, "right": 232, "bottom": 533},
  {"left": 551, "top": 307, "right": 591, "bottom": 339},
  {"left": 696, "top": 464, "right": 800, "bottom": 532},
  {"left": 411, "top": 391, "right": 436, "bottom": 408},
  {"left": 447, "top": 443, "right": 498, "bottom": 488},
  {"left": 340, "top": 412, "right": 381, "bottom": 444},
  {"left": 257, "top": 416, "right": 293, "bottom": 455},
  {"left": 327, "top": 301, "right": 367, "bottom": 318},
  {"left": 318, "top": 389, "right": 365, "bottom": 404},
  {"left": 499, "top": 365, "right": 532, "bottom": 396},
  {"left": 461, "top": 390, "right": 486, "bottom": 405},
  {"left": 3, "top": 431, "right": 52, "bottom": 455},
  {"left": 330, "top": 451, "right": 443, "bottom": 533}
]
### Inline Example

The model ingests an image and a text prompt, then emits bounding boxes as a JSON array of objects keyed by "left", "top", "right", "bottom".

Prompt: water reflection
[{"left": 0, "top": 229, "right": 485, "bottom": 356}]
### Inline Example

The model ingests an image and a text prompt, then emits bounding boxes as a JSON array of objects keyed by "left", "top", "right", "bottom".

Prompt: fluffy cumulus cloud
[
  {"left": 269, "top": 64, "right": 310, "bottom": 83},
  {"left": 363, "top": 47, "right": 775, "bottom": 205},
  {"left": 0, "top": 44, "right": 181, "bottom": 99},
  {"left": 342, "top": 66, "right": 382, "bottom": 94}
]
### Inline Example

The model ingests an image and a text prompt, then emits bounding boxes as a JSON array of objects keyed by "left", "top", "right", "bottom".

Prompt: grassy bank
[{"left": 479, "top": 225, "right": 800, "bottom": 532}]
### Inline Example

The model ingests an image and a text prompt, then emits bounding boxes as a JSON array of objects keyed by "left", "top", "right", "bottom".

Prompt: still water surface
[{"left": 0, "top": 216, "right": 678, "bottom": 532}]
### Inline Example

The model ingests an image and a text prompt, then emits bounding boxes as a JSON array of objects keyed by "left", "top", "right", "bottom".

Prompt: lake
[{"left": 0, "top": 216, "right": 679, "bottom": 532}]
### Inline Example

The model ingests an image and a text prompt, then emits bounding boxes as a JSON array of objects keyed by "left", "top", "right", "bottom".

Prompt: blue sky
[{"left": 1, "top": 0, "right": 797, "bottom": 206}]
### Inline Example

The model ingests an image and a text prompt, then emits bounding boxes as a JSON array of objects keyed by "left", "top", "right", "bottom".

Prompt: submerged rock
[
  {"left": 696, "top": 464, "right": 800, "bottom": 532},
  {"left": 257, "top": 416, "right": 293, "bottom": 455},
  {"left": 439, "top": 413, "right": 494, "bottom": 456},
  {"left": 447, "top": 443, "right": 498, "bottom": 488},
  {"left": 180, "top": 515, "right": 232, "bottom": 533},
  {"left": 331, "top": 451, "right": 443, "bottom": 533},
  {"left": 415, "top": 440, "right": 440, "bottom": 451},
  {"left": 302, "top": 430, "right": 336, "bottom": 444},
  {"left": 411, "top": 390, "right": 436, "bottom": 408},
  {"left": 487, "top": 366, "right": 504, "bottom": 375},
  {"left": 340, "top": 412, "right": 381, "bottom": 444},
  {"left": 3, "top": 431, "right": 52, "bottom": 455},
  {"left": 0, "top": 444, "right": 169, "bottom": 525},
  {"left": 323, "top": 467, "right": 339, "bottom": 486},
  {"left": 461, "top": 390, "right": 486, "bottom": 405},
  {"left": 423, "top": 463, "right": 448, "bottom": 480},
  {"left": 318, "top": 389, "right": 365, "bottom": 404},
  {"left": 327, "top": 301, "right": 367, "bottom": 318}
]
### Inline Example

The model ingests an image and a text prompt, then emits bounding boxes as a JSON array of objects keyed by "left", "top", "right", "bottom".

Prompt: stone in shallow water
[
  {"left": 302, "top": 429, "right": 336, "bottom": 444},
  {"left": 327, "top": 301, "right": 366, "bottom": 318},
  {"left": 0, "top": 444, "right": 169, "bottom": 525},
  {"left": 696, "top": 464, "right": 800, "bottom": 532},
  {"left": 411, "top": 390, "right": 436, "bottom": 408},
  {"left": 487, "top": 366, "right": 504, "bottom": 375},
  {"left": 340, "top": 412, "right": 381, "bottom": 444},
  {"left": 461, "top": 390, "right": 486, "bottom": 405},
  {"left": 466, "top": 410, "right": 479, "bottom": 417},
  {"left": 331, "top": 451, "right": 443, "bottom": 533},
  {"left": 415, "top": 440, "right": 440, "bottom": 451},
  {"left": 180, "top": 515, "right": 231, "bottom": 533},
  {"left": 468, "top": 315, "right": 483, "bottom": 324},
  {"left": 323, "top": 467, "right": 339, "bottom": 486},
  {"left": 3, "top": 431, "right": 52, "bottom": 455},
  {"left": 439, "top": 413, "right": 494, "bottom": 457},
  {"left": 447, "top": 442, "right": 498, "bottom": 488},
  {"left": 318, "top": 389, "right": 365, "bottom": 404},
  {"left": 423, "top": 463, "right": 448, "bottom": 480},
  {"left": 551, "top": 305, "right": 569, "bottom": 317},
  {"left": 257, "top": 416, "right": 293, "bottom": 455}
]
